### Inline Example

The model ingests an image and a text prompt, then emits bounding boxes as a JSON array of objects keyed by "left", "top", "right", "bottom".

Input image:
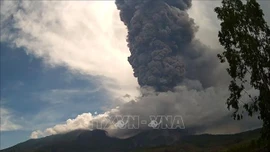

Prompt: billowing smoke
[
  {"left": 0, "top": 0, "right": 261, "bottom": 139},
  {"left": 32, "top": 80, "right": 261, "bottom": 139},
  {"left": 31, "top": 0, "right": 259, "bottom": 139},
  {"left": 115, "top": 0, "right": 216, "bottom": 91}
]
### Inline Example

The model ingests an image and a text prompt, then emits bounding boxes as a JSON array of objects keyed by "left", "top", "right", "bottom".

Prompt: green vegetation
[{"left": 214, "top": 0, "right": 270, "bottom": 139}]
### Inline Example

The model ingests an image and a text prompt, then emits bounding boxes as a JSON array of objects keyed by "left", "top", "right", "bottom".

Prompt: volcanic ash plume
[{"left": 115, "top": 0, "right": 199, "bottom": 92}]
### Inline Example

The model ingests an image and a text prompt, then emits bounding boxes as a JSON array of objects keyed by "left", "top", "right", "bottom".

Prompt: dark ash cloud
[{"left": 115, "top": 0, "right": 221, "bottom": 92}]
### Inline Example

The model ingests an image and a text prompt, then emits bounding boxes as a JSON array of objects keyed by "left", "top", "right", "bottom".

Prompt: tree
[{"left": 215, "top": 0, "right": 270, "bottom": 139}]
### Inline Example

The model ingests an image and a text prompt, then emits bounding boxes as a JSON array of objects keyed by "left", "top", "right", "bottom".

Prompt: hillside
[{"left": 1, "top": 128, "right": 268, "bottom": 152}]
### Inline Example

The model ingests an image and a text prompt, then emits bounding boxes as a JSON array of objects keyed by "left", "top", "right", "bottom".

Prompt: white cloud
[
  {"left": 1, "top": 1, "right": 266, "bottom": 139},
  {"left": 30, "top": 112, "right": 113, "bottom": 138},
  {"left": 188, "top": 1, "right": 221, "bottom": 49},
  {"left": 0, "top": 107, "right": 22, "bottom": 131},
  {"left": 30, "top": 130, "right": 43, "bottom": 139},
  {"left": 188, "top": 1, "right": 270, "bottom": 49},
  {"left": 30, "top": 80, "right": 261, "bottom": 139},
  {"left": 0, "top": 1, "right": 139, "bottom": 99},
  {"left": 30, "top": 113, "right": 95, "bottom": 138}
]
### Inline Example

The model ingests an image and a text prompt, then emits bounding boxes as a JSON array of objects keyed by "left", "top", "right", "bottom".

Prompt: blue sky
[
  {"left": 0, "top": 1, "right": 139, "bottom": 149},
  {"left": 0, "top": 0, "right": 269, "bottom": 150},
  {"left": 0, "top": 42, "right": 109, "bottom": 149}
]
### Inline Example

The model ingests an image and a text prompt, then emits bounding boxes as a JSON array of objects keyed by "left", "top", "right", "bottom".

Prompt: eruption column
[{"left": 115, "top": 0, "right": 197, "bottom": 92}]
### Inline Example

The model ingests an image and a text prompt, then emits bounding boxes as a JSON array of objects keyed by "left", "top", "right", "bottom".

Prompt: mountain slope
[{"left": 1, "top": 129, "right": 264, "bottom": 152}]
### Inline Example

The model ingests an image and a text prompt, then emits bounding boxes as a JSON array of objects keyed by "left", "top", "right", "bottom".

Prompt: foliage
[{"left": 214, "top": 0, "right": 270, "bottom": 139}]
